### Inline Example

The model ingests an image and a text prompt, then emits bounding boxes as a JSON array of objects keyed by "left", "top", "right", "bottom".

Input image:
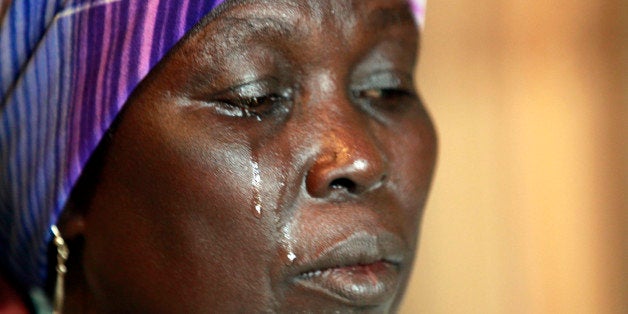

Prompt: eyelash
[
  {"left": 217, "top": 91, "right": 292, "bottom": 119},
  {"left": 353, "top": 87, "right": 416, "bottom": 111},
  {"left": 214, "top": 86, "right": 414, "bottom": 119},
  {"left": 356, "top": 87, "right": 413, "bottom": 99},
  {"left": 201, "top": 72, "right": 414, "bottom": 119}
]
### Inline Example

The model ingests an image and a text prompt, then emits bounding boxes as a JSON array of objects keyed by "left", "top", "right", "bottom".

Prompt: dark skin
[{"left": 59, "top": 0, "right": 437, "bottom": 312}]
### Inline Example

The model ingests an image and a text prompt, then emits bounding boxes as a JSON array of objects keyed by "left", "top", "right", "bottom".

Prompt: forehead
[
  {"left": 198, "top": 0, "right": 417, "bottom": 39},
  {"left": 153, "top": 0, "right": 419, "bottom": 91}
]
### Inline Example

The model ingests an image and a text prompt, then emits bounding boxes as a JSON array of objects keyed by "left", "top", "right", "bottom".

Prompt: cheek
[
  {"left": 80, "top": 115, "right": 278, "bottom": 311},
  {"left": 386, "top": 113, "right": 437, "bottom": 241}
]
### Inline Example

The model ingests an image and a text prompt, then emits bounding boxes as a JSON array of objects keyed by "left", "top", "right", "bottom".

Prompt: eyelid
[
  {"left": 213, "top": 77, "right": 280, "bottom": 99},
  {"left": 352, "top": 70, "right": 415, "bottom": 93},
  {"left": 349, "top": 70, "right": 419, "bottom": 121},
  {"left": 189, "top": 76, "right": 294, "bottom": 119}
]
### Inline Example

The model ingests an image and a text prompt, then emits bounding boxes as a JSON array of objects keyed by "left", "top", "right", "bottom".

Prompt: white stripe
[{"left": 56, "top": 0, "right": 123, "bottom": 19}]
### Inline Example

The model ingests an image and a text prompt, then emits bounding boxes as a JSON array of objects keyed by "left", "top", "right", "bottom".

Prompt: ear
[
  {"left": 57, "top": 197, "right": 87, "bottom": 241},
  {"left": 57, "top": 130, "right": 114, "bottom": 240}
]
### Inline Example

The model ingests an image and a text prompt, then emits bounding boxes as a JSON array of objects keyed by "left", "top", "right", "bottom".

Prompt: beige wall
[{"left": 400, "top": 0, "right": 627, "bottom": 313}]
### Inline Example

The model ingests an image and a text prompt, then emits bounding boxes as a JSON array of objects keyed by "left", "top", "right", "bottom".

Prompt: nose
[{"left": 305, "top": 119, "right": 389, "bottom": 199}]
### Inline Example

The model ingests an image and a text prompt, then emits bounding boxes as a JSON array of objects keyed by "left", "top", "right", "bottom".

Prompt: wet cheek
[
  {"left": 82, "top": 127, "right": 277, "bottom": 310},
  {"left": 145, "top": 140, "right": 275, "bottom": 261}
]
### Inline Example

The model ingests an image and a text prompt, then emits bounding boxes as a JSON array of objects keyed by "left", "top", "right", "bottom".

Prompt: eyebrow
[
  {"left": 365, "top": 3, "right": 417, "bottom": 32},
  {"left": 220, "top": 16, "right": 298, "bottom": 45}
]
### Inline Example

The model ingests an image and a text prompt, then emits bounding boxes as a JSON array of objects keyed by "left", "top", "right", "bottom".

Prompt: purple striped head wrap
[{"left": 0, "top": 0, "right": 427, "bottom": 290}]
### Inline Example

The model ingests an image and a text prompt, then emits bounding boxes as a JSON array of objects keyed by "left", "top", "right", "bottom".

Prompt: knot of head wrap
[{"left": 0, "top": 0, "right": 426, "bottom": 290}]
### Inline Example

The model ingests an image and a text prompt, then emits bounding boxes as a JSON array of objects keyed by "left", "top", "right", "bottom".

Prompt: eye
[
  {"left": 198, "top": 78, "right": 293, "bottom": 120},
  {"left": 355, "top": 88, "right": 414, "bottom": 101},
  {"left": 352, "top": 71, "right": 417, "bottom": 112},
  {"left": 226, "top": 93, "right": 289, "bottom": 118}
]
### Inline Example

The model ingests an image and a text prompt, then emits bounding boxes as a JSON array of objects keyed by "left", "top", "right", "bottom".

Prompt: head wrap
[{"left": 0, "top": 0, "right": 426, "bottom": 290}]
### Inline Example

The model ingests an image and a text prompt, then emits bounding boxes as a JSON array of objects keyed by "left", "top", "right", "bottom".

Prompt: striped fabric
[
  {"left": 0, "top": 0, "right": 224, "bottom": 289},
  {"left": 0, "top": 0, "right": 426, "bottom": 290}
]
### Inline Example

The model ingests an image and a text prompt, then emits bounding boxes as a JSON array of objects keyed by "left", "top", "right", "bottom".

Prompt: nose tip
[{"left": 306, "top": 156, "right": 388, "bottom": 199}]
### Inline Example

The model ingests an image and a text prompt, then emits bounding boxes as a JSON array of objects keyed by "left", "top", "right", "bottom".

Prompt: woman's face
[{"left": 69, "top": 0, "right": 436, "bottom": 312}]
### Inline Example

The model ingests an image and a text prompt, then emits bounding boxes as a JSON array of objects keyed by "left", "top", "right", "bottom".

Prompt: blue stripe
[
  {"left": 81, "top": 7, "right": 102, "bottom": 147},
  {"left": 126, "top": 2, "right": 148, "bottom": 93},
  {"left": 5, "top": 4, "right": 23, "bottom": 101},
  {"left": 151, "top": 0, "right": 169, "bottom": 66},
  {"left": 101, "top": 3, "right": 123, "bottom": 127},
  {"left": 14, "top": 87, "right": 38, "bottom": 260}
]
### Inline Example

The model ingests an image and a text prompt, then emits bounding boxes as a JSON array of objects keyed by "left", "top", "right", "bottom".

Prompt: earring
[{"left": 51, "top": 225, "right": 69, "bottom": 314}]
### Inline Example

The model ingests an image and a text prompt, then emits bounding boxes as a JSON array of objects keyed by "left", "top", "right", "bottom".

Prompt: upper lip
[{"left": 290, "top": 231, "right": 407, "bottom": 278}]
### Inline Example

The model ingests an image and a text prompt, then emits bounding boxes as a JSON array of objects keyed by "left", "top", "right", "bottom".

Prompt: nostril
[{"left": 329, "top": 178, "right": 357, "bottom": 193}]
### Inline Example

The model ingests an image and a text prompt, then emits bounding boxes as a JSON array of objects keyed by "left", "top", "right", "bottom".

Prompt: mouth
[{"left": 291, "top": 232, "right": 406, "bottom": 307}]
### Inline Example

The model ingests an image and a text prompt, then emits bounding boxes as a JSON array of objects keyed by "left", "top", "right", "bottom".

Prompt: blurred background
[{"left": 400, "top": 0, "right": 627, "bottom": 313}]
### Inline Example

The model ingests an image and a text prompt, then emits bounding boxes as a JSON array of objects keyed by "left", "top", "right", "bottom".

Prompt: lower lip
[{"left": 294, "top": 260, "right": 401, "bottom": 306}]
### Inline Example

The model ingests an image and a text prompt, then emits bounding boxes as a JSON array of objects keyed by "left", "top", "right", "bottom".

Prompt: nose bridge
[
  {"left": 307, "top": 70, "right": 384, "bottom": 160},
  {"left": 304, "top": 78, "right": 389, "bottom": 198},
  {"left": 322, "top": 109, "right": 385, "bottom": 169}
]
